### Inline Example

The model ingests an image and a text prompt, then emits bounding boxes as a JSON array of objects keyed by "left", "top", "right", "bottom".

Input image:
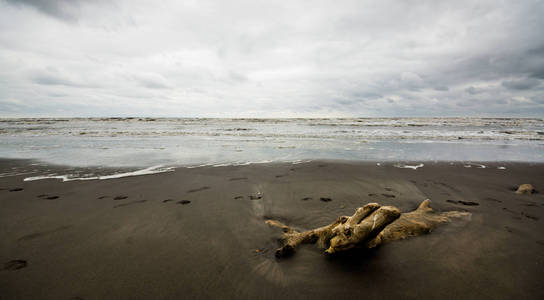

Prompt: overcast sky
[{"left": 0, "top": 0, "right": 543, "bottom": 117}]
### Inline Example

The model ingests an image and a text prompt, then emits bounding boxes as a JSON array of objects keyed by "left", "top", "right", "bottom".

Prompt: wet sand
[{"left": 1, "top": 160, "right": 543, "bottom": 299}]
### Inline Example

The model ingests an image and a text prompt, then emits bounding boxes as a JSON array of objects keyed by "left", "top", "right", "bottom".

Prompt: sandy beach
[
  {"left": 0, "top": 159, "right": 543, "bottom": 299},
  {"left": 2, "top": 0, "right": 544, "bottom": 298}
]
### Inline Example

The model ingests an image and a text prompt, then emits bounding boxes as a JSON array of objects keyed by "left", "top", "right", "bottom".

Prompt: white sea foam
[
  {"left": 98, "top": 165, "right": 175, "bottom": 179},
  {"left": 292, "top": 159, "right": 312, "bottom": 165},
  {"left": 464, "top": 163, "right": 486, "bottom": 169},
  {"left": 23, "top": 175, "right": 96, "bottom": 182},
  {"left": 185, "top": 159, "right": 284, "bottom": 169},
  {"left": 394, "top": 163, "right": 424, "bottom": 170},
  {"left": 24, "top": 165, "right": 174, "bottom": 182}
]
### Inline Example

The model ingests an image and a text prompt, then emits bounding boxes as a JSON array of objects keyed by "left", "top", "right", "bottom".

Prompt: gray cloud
[
  {"left": 502, "top": 78, "right": 541, "bottom": 90},
  {"left": 0, "top": 0, "right": 543, "bottom": 117},
  {"left": 30, "top": 70, "right": 79, "bottom": 87},
  {"left": 533, "top": 69, "right": 544, "bottom": 79},
  {"left": 4, "top": 0, "right": 90, "bottom": 20},
  {"left": 132, "top": 73, "right": 171, "bottom": 89},
  {"left": 465, "top": 86, "right": 485, "bottom": 95}
]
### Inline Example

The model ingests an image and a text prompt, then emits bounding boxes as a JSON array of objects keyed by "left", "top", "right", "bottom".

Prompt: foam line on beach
[
  {"left": 464, "top": 163, "right": 486, "bottom": 168},
  {"left": 185, "top": 159, "right": 309, "bottom": 169},
  {"left": 394, "top": 163, "right": 424, "bottom": 170},
  {"left": 185, "top": 161, "right": 258, "bottom": 168},
  {"left": 23, "top": 165, "right": 175, "bottom": 182}
]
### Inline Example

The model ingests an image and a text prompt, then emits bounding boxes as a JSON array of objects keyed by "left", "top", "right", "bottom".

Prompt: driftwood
[{"left": 266, "top": 199, "right": 470, "bottom": 257}]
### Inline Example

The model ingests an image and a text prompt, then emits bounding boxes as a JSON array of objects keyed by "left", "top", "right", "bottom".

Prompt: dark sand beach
[{"left": 1, "top": 159, "right": 543, "bottom": 299}]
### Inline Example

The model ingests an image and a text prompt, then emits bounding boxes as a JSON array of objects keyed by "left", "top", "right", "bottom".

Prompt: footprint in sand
[
  {"left": 502, "top": 208, "right": 523, "bottom": 220},
  {"left": 3, "top": 260, "right": 27, "bottom": 271},
  {"left": 234, "top": 196, "right": 244, "bottom": 200},
  {"left": 97, "top": 196, "right": 109, "bottom": 199},
  {"left": 9, "top": 188, "right": 23, "bottom": 192},
  {"left": 229, "top": 177, "right": 248, "bottom": 181},
  {"left": 275, "top": 174, "right": 288, "bottom": 178},
  {"left": 522, "top": 212, "right": 539, "bottom": 221},
  {"left": 162, "top": 199, "right": 173, "bottom": 203},
  {"left": 177, "top": 200, "right": 191, "bottom": 205},
  {"left": 249, "top": 195, "right": 262, "bottom": 200},
  {"left": 113, "top": 196, "right": 128, "bottom": 200},
  {"left": 187, "top": 186, "right": 210, "bottom": 193},
  {"left": 458, "top": 200, "right": 479, "bottom": 206},
  {"left": 113, "top": 200, "right": 146, "bottom": 208},
  {"left": 320, "top": 197, "right": 332, "bottom": 202},
  {"left": 381, "top": 193, "right": 396, "bottom": 198},
  {"left": 484, "top": 197, "right": 502, "bottom": 203},
  {"left": 502, "top": 207, "right": 517, "bottom": 214},
  {"left": 301, "top": 197, "right": 312, "bottom": 201},
  {"left": 447, "top": 200, "right": 479, "bottom": 206},
  {"left": 18, "top": 225, "right": 71, "bottom": 241},
  {"left": 37, "top": 195, "right": 59, "bottom": 200},
  {"left": 368, "top": 193, "right": 377, "bottom": 197}
]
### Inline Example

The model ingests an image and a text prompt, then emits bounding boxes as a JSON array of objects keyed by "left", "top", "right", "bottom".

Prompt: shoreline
[
  {"left": 2, "top": 157, "right": 544, "bottom": 182},
  {"left": 1, "top": 159, "right": 543, "bottom": 299}
]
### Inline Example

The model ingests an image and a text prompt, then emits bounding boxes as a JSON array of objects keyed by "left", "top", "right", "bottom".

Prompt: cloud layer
[{"left": 1, "top": 0, "right": 543, "bottom": 117}]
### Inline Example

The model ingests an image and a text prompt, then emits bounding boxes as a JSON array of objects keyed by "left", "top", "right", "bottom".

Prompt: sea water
[{"left": 0, "top": 117, "right": 542, "bottom": 179}]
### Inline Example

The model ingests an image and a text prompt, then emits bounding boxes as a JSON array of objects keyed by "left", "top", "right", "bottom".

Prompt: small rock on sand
[{"left": 515, "top": 184, "right": 535, "bottom": 195}]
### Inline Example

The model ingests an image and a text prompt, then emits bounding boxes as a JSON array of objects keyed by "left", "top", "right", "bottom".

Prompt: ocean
[{"left": 0, "top": 117, "right": 543, "bottom": 180}]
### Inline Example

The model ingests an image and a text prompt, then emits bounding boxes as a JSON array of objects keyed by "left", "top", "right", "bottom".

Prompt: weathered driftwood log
[{"left": 266, "top": 199, "right": 470, "bottom": 257}]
